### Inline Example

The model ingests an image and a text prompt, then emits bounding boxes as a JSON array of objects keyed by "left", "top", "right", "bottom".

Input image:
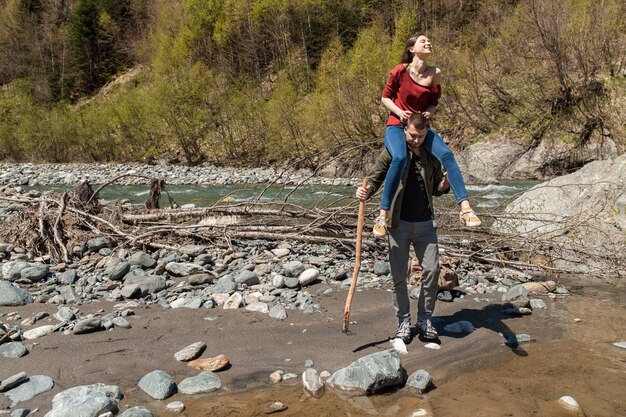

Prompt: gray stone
[
  {"left": 529, "top": 299, "right": 547, "bottom": 310},
  {"left": 180, "top": 245, "right": 206, "bottom": 257},
  {"left": 58, "top": 285, "right": 81, "bottom": 304},
  {"left": 165, "top": 262, "right": 203, "bottom": 277},
  {"left": 272, "top": 248, "right": 290, "bottom": 258},
  {"left": 0, "top": 372, "right": 28, "bottom": 393},
  {"left": 127, "top": 252, "right": 157, "bottom": 269},
  {"left": 87, "top": 237, "right": 110, "bottom": 251},
  {"left": 5, "top": 375, "right": 54, "bottom": 407},
  {"left": 44, "top": 384, "right": 122, "bottom": 417},
  {"left": 112, "top": 317, "right": 131, "bottom": 329},
  {"left": 138, "top": 370, "right": 176, "bottom": 400},
  {"left": 504, "top": 334, "right": 535, "bottom": 347},
  {"left": 284, "top": 277, "right": 299, "bottom": 289},
  {"left": 502, "top": 285, "right": 530, "bottom": 308},
  {"left": 269, "top": 305, "right": 287, "bottom": 320},
  {"left": 23, "top": 325, "right": 55, "bottom": 340},
  {"left": 10, "top": 409, "right": 30, "bottom": 417},
  {"left": 0, "top": 281, "right": 32, "bottom": 306},
  {"left": 245, "top": 302, "right": 269, "bottom": 314},
  {"left": 175, "top": 342, "right": 207, "bottom": 362},
  {"left": 74, "top": 318, "right": 103, "bottom": 334},
  {"left": 124, "top": 275, "right": 167, "bottom": 295},
  {"left": 283, "top": 261, "right": 305, "bottom": 277},
  {"left": 326, "top": 349, "right": 406, "bottom": 393},
  {"left": 235, "top": 270, "right": 260, "bottom": 286},
  {"left": 272, "top": 275, "right": 285, "bottom": 288},
  {"left": 104, "top": 259, "right": 130, "bottom": 281},
  {"left": 1, "top": 260, "right": 29, "bottom": 282},
  {"left": 166, "top": 401, "right": 185, "bottom": 413},
  {"left": 118, "top": 407, "right": 154, "bottom": 417},
  {"left": 187, "top": 274, "right": 213, "bottom": 286},
  {"left": 208, "top": 276, "right": 236, "bottom": 294},
  {"left": 170, "top": 297, "right": 203, "bottom": 309},
  {"left": 20, "top": 265, "right": 49, "bottom": 282},
  {"left": 373, "top": 261, "right": 391, "bottom": 276},
  {"left": 443, "top": 321, "right": 475, "bottom": 333},
  {"left": 298, "top": 269, "right": 319, "bottom": 286},
  {"left": 0, "top": 342, "right": 27, "bottom": 358},
  {"left": 406, "top": 369, "right": 433, "bottom": 393},
  {"left": 178, "top": 371, "right": 222, "bottom": 394},
  {"left": 302, "top": 368, "right": 324, "bottom": 397},
  {"left": 223, "top": 292, "right": 243, "bottom": 309},
  {"left": 59, "top": 269, "right": 77, "bottom": 285},
  {"left": 54, "top": 306, "right": 76, "bottom": 322},
  {"left": 492, "top": 154, "right": 626, "bottom": 273}
]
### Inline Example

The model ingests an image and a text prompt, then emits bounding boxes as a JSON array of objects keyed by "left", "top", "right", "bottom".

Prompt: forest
[{"left": 0, "top": 0, "right": 624, "bottom": 169}]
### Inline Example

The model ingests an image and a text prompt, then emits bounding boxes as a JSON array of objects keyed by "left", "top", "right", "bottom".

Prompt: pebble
[
  {"left": 424, "top": 343, "right": 441, "bottom": 350},
  {"left": 0, "top": 342, "right": 27, "bottom": 358},
  {"left": 558, "top": 396, "right": 583, "bottom": 413},
  {"left": 166, "top": 401, "right": 185, "bottom": 413},
  {"left": 138, "top": 370, "right": 176, "bottom": 400},
  {"left": 282, "top": 373, "right": 298, "bottom": 381},
  {"left": 178, "top": 372, "right": 222, "bottom": 394},
  {"left": 298, "top": 269, "right": 319, "bottom": 286},
  {"left": 262, "top": 401, "right": 287, "bottom": 414},
  {"left": 269, "top": 370, "right": 284, "bottom": 383},
  {"left": 613, "top": 341, "right": 626, "bottom": 350},
  {"left": 302, "top": 369, "right": 324, "bottom": 397},
  {"left": 406, "top": 369, "right": 433, "bottom": 393},
  {"left": 23, "top": 325, "right": 55, "bottom": 340},
  {"left": 4, "top": 375, "right": 54, "bottom": 407},
  {"left": 0, "top": 372, "right": 28, "bottom": 393},
  {"left": 188, "top": 354, "right": 230, "bottom": 372},
  {"left": 223, "top": 292, "right": 243, "bottom": 309},
  {"left": 118, "top": 407, "right": 154, "bottom": 417},
  {"left": 504, "top": 334, "right": 535, "bottom": 346},
  {"left": 390, "top": 338, "right": 408, "bottom": 355},
  {"left": 175, "top": 342, "right": 207, "bottom": 362}
]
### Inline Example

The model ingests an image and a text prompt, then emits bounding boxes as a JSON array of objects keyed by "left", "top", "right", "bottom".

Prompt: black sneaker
[
  {"left": 395, "top": 320, "right": 412, "bottom": 343},
  {"left": 417, "top": 319, "right": 438, "bottom": 340}
]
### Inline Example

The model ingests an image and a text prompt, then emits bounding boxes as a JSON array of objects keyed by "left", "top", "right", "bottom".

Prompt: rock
[
  {"left": 104, "top": 259, "right": 130, "bottom": 281},
  {"left": 298, "top": 269, "right": 319, "bottom": 286},
  {"left": 74, "top": 318, "right": 103, "bottom": 334},
  {"left": 165, "top": 262, "right": 204, "bottom": 277},
  {"left": 187, "top": 274, "right": 213, "bottom": 286},
  {"left": 127, "top": 252, "right": 157, "bottom": 269},
  {"left": 269, "top": 371, "right": 284, "bottom": 384},
  {"left": 437, "top": 290, "right": 453, "bottom": 302},
  {"left": 271, "top": 248, "right": 290, "bottom": 258},
  {"left": 178, "top": 371, "right": 222, "bottom": 394},
  {"left": 245, "top": 302, "right": 269, "bottom": 314},
  {"left": 138, "top": 370, "right": 176, "bottom": 400},
  {"left": 282, "top": 373, "right": 297, "bottom": 381},
  {"left": 20, "top": 265, "right": 49, "bottom": 282},
  {"left": 209, "top": 276, "right": 236, "bottom": 294},
  {"left": 44, "top": 384, "right": 122, "bottom": 417},
  {"left": 443, "top": 321, "right": 475, "bottom": 333},
  {"left": 406, "top": 369, "right": 433, "bottom": 393},
  {"left": 390, "top": 338, "right": 408, "bottom": 355},
  {"left": 0, "top": 342, "right": 27, "bottom": 358},
  {"left": 59, "top": 269, "right": 78, "bottom": 285},
  {"left": 87, "top": 237, "right": 110, "bottom": 251},
  {"left": 180, "top": 245, "right": 206, "bottom": 257},
  {"left": 112, "top": 317, "right": 131, "bottom": 329},
  {"left": 235, "top": 270, "right": 260, "bottom": 286},
  {"left": 223, "top": 292, "right": 243, "bottom": 309},
  {"left": 272, "top": 275, "right": 285, "bottom": 288},
  {"left": 187, "top": 354, "right": 230, "bottom": 372},
  {"left": 529, "top": 299, "right": 547, "bottom": 309},
  {"left": 23, "top": 325, "right": 55, "bottom": 340},
  {"left": 170, "top": 297, "right": 203, "bottom": 309},
  {"left": 284, "top": 277, "right": 299, "bottom": 288},
  {"left": 166, "top": 401, "right": 185, "bottom": 413},
  {"left": 326, "top": 349, "right": 406, "bottom": 393},
  {"left": 521, "top": 281, "right": 557, "bottom": 294},
  {"left": 123, "top": 275, "right": 167, "bottom": 295},
  {"left": 438, "top": 266, "right": 459, "bottom": 291},
  {"left": 424, "top": 343, "right": 440, "bottom": 350},
  {"left": 0, "top": 372, "right": 28, "bottom": 393},
  {"left": 10, "top": 409, "right": 30, "bottom": 417},
  {"left": 175, "top": 342, "right": 207, "bottom": 362},
  {"left": 0, "top": 281, "right": 32, "bottom": 306},
  {"left": 504, "top": 334, "right": 535, "bottom": 347},
  {"left": 457, "top": 139, "right": 527, "bottom": 183},
  {"left": 262, "top": 401, "right": 287, "bottom": 414},
  {"left": 118, "top": 407, "right": 154, "bottom": 417},
  {"left": 503, "top": 307, "right": 532, "bottom": 316},
  {"left": 613, "top": 341, "right": 626, "bottom": 350},
  {"left": 5, "top": 375, "right": 54, "bottom": 407},
  {"left": 1, "top": 260, "right": 29, "bottom": 281},
  {"left": 283, "top": 261, "right": 304, "bottom": 277},
  {"left": 373, "top": 261, "right": 390, "bottom": 276},
  {"left": 302, "top": 369, "right": 324, "bottom": 398},
  {"left": 269, "top": 305, "right": 287, "bottom": 320},
  {"left": 502, "top": 285, "right": 530, "bottom": 308},
  {"left": 492, "top": 155, "right": 626, "bottom": 273},
  {"left": 558, "top": 396, "right": 584, "bottom": 414},
  {"left": 54, "top": 306, "right": 76, "bottom": 322}
]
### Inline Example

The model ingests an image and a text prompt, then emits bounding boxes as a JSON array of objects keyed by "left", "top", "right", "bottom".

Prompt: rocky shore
[{"left": 0, "top": 178, "right": 576, "bottom": 416}]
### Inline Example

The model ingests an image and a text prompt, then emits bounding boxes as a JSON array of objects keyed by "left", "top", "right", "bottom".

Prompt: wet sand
[{"left": 2, "top": 281, "right": 626, "bottom": 416}]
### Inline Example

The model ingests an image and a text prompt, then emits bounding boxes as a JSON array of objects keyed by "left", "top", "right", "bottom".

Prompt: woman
[{"left": 373, "top": 34, "right": 481, "bottom": 237}]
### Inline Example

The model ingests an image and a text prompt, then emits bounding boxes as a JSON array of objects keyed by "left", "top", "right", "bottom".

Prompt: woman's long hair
[{"left": 400, "top": 35, "right": 424, "bottom": 63}]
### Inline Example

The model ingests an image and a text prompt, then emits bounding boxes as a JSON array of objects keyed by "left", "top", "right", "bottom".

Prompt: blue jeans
[{"left": 381, "top": 125, "right": 469, "bottom": 210}]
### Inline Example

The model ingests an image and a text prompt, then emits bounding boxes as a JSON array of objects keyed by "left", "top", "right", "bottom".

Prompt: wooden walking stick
[{"left": 343, "top": 177, "right": 368, "bottom": 333}]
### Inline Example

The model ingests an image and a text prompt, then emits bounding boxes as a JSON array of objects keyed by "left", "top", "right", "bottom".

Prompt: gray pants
[{"left": 388, "top": 219, "right": 439, "bottom": 324}]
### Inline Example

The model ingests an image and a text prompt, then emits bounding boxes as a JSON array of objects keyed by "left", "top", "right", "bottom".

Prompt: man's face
[{"left": 404, "top": 125, "right": 428, "bottom": 150}]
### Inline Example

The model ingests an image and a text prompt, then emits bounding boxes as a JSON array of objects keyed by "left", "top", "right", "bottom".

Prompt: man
[{"left": 357, "top": 113, "right": 449, "bottom": 343}]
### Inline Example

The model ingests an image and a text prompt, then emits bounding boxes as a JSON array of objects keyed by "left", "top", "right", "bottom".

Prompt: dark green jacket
[{"left": 367, "top": 146, "right": 449, "bottom": 228}]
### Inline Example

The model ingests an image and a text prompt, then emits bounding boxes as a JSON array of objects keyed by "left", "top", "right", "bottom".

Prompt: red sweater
[{"left": 382, "top": 64, "right": 441, "bottom": 126}]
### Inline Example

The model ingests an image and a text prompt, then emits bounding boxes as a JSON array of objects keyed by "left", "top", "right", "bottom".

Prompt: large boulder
[
  {"left": 44, "top": 384, "right": 122, "bottom": 417},
  {"left": 326, "top": 349, "right": 406, "bottom": 393},
  {"left": 492, "top": 155, "right": 626, "bottom": 275}
]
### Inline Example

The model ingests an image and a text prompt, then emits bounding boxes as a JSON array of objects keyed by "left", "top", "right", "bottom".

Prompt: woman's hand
[
  {"left": 356, "top": 185, "right": 371, "bottom": 201},
  {"left": 399, "top": 110, "right": 412, "bottom": 123},
  {"left": 421, "top": 111, "right": 431, "bottom": 119}
]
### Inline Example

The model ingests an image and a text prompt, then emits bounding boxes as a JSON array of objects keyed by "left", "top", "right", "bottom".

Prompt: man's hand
[
  {"left": 356, "top": 185, "right": 371, "bottom": 201},
  {"left": 440, "top": 173, "right": 450, "bottom": 191}
]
